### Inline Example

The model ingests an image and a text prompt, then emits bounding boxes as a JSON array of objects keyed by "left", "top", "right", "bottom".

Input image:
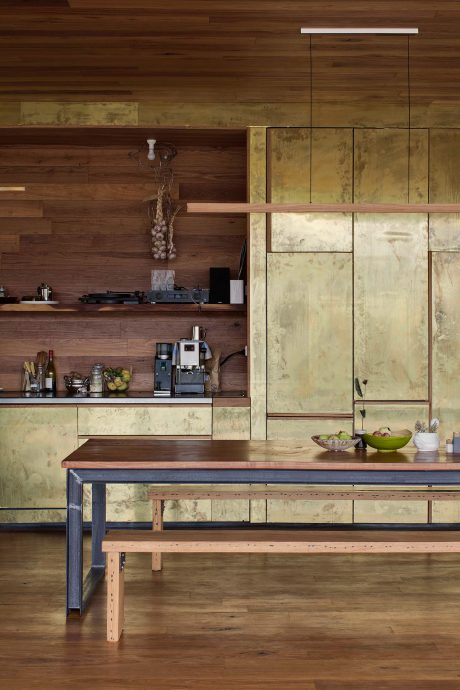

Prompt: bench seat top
[
  {"left": 148, "top": 487, "right": 460, "bottom": 501},
  {"left": 102, "top": 529, "right": 460, "bottom": 554}
]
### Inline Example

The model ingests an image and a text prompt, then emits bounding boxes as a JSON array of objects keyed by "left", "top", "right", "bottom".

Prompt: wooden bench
[
  {"left": 102, "top": 528, "right": 460, "bottom": 641},
  {"left": 148, "top": 486, "right": 460, "bottom": 571}
]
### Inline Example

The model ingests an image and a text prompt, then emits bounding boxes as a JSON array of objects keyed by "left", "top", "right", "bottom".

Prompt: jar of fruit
[{"left": 103, "top": 366, "right": 132, "bottom": 392}]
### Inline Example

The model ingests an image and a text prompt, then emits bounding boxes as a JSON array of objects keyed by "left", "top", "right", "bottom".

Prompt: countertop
[{"left": 0, "top": 390, "right": 248, "bottom": 405}]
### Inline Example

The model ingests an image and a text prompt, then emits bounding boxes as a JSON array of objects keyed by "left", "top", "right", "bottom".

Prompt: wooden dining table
[{"left": 61, "top": 438, "right": 460, "bottom": 615}]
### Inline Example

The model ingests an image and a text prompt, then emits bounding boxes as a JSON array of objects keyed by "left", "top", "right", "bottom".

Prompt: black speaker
[{"left": 209, "top": 267, "right": 230, "bottom": 304}]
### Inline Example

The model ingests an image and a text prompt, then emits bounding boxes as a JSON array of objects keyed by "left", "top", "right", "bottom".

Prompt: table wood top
[{"left": 61, "top": 439, "right": 460, "bottom": 471}]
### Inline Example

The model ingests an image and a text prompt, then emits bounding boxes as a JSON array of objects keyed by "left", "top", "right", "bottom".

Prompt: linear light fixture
[
  {"left": 0, "top": 186, "right": 25, "bottom": 192},
  {"left": 300, "top": 28, "right": 419, "bottom": 35}
]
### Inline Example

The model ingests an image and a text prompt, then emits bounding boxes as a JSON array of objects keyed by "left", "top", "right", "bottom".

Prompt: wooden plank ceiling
[{"left": 1, "top": 1, "right": 460, "bottom": 127}]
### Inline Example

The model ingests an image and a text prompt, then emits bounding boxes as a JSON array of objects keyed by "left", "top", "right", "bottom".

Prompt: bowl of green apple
[{"left": 311, "top": 431, "right": 360, "bottom": 452}]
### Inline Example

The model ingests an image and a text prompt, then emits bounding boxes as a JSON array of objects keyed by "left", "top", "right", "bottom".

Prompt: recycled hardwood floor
[{"left": 2, "top": 530, "right": 460, "bottom": 689}]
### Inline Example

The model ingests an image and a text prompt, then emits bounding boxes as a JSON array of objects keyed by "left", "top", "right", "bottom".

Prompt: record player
[{"left": 79, "top": 291, "right": 145, "bottom": 305}]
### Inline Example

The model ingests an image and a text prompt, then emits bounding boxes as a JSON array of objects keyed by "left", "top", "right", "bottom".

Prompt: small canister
[{"left": 89, "top": 363, "right": 105, "bottom": 395}]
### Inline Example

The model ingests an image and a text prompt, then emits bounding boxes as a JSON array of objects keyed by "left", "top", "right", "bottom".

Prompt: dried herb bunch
[
  {"left": 147, "top": 183, "right": 181, "bottom": 261},
  {"left": 355, "top": 377, "right": 368, "bottom": 431}
]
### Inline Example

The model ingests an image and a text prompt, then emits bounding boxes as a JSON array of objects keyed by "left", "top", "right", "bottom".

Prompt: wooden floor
[{"left": 2, "top": 532, "right": 460, "bottom": 690}]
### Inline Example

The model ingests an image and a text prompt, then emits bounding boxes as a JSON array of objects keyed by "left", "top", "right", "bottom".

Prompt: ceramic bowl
[
  {"left": 363, "top": 429, "right": 412, "bottom": 452},
  {"left": 311, "top": 436, "right": 360, "bottom": 452}
]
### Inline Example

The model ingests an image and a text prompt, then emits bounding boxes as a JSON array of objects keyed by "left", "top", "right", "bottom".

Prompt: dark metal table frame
[{"left": 66, "top": 466, "right": 460, "bottom": 614}]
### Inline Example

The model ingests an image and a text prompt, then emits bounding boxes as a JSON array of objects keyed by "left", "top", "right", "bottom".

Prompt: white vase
[{"left": 413, "top": 432, "right": 440, "bottom": 452}]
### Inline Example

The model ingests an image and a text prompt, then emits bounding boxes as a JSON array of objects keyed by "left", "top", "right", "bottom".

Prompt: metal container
[{"left": 64, "top": 372, "right": 90, "bottom": 396}]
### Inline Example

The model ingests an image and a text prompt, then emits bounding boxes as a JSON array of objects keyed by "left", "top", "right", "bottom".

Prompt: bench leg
[
  {"left": 107, "top": 552, "right": 124, "bottom": 642},
  {"left": 152, "top": 499, "right": 163, "bottom": 572}
]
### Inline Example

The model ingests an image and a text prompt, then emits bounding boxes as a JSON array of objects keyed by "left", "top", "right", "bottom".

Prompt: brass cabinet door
[
  {"left": 0, "top": 406, "right": 78, "bottom": 510},
  {"left": 268, "top": 127, "right": 353, "bottom": 252},
  {"left": 267, "top": 253, "right": 353, "bottom": 414}
]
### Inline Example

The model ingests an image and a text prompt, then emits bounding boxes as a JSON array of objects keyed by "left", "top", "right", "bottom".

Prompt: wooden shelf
[{"left": 0, "top": 303, "right": 246, "bottom": 315}]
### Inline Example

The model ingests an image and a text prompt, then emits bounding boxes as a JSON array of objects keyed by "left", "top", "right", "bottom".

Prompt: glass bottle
[{"left": 45, "top": 350, "right": 57, "bottom": 395}]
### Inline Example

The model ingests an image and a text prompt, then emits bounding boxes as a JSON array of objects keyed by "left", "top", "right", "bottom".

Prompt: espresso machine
[
  {"left": 174, "top": 326, "right": 211, "bottom": 396},
  {"left": 153, "top": 342, "right": 174, "bottom": 397}
]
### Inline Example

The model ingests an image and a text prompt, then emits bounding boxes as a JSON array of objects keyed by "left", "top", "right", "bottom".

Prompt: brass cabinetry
[
  {"left": 269, "top": 127, "right": 352, "bottom": 252},
  {"left": 267, "top": 252, "right": 353, "bottom": 414},
  {"left": 0, "top": 407, "right": 78, "bottom": 523}
]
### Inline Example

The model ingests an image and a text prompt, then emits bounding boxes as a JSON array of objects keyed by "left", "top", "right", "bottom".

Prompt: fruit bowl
[
  {"left": 103, "top": 366, "right": 132, "bottom": 392},
  {"left": 363, "top": 429, "right": 412, "bottom": 452},
  {"left": 311, "top": 435, "right": 360, "bottom": 452}
]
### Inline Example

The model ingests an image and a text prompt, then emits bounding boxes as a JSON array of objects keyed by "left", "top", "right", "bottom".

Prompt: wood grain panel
[
  {"left": 269, "top": 128, "right": 352, "bottom": 252},
  {"left": 3, "top": 4, "right": 460, "bottom": 129},
  {"left": 267, "top": 253, "right": 352, "bottom": 414},
  {"left": 354, "top": 214, "right": 429, "bottom": 401},
  {"left": 0, "top": 132, "right": 248, "bottom": 392}
]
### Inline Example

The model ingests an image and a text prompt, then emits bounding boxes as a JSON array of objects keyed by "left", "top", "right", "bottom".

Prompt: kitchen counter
[{"left": 0, "top": 390, "right": 248, "bottom": 405}]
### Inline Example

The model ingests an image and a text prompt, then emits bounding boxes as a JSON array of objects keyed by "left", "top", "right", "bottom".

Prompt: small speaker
[{"left": 209, "top": 267, "right": 230, "bottom": 304}]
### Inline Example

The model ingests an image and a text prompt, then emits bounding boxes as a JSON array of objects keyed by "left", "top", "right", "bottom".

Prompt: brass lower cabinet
[
  {"left": 77, "top": 405, "right": 212, "bottom": 436},
  {"left": 267, "top": 417, "right": 353, "bottom": 524},
  {"left": 0, "top": 407, "right": 78, "bottom": 523},
  {"left": 211, "top": 406, "right": 252, "bottom": 522}
]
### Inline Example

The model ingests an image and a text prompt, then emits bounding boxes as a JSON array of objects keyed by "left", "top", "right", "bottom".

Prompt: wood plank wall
[
  {"left": 0, "top": 129, "right": 248, "bottom": 392},
  {"left": 3, "top": 2, "right": 460, "bottom": 129}
]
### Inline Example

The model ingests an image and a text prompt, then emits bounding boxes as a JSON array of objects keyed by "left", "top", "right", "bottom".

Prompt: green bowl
[{"left": 363, "top": 429, "right": 412, "bottom": 452}]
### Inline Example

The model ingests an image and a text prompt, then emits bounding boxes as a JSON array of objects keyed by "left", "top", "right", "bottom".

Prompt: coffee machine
[
  {"left": 174, "top": 326, "right": 211, "bottom": 396},
  {"left": 153, "top": 342, "right": 173, "bottom": 397}
]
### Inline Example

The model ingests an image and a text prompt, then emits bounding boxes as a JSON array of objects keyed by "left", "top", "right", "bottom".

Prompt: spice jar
[{"left": 89, "top": 363, "right": 105, "bottom": 395}]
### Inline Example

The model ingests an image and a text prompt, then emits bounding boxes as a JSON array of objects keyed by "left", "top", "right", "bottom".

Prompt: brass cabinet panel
[
  {"left": 269, "top": 128, "right": 352, "bottom": 252},
  {"left": 212, "top": 406, "right": 251, "bottom": 522},
  {"left": 77, "top": 406, "right": 212, "bottom": 436},
  {"left": 267, "top": 253, "right": 353, "bottom": 414},
  {"left": 267, "top": 491, "right": 353, "bottom": 524},
  {"left": 212, "top": 407, "right": 250, "bottom": 440},
  {"left": 0, "top": 407, "right": 78, "bottom": 509},
  {"left": 354, "top": 129, "right": 410, "bottom": 203},
  {"left": 352, "top": 402, "right": 430, "bottom": 524},
  {"left": 248, "top": 127, "right": 267, "bottom": 440},
  {"left": 429, "top": 130, "right": 460, "bottom": 250},
  {"left": 353, "top": 403, "right": 429, "bottom": 435},
  {"left": 21, "top": 101, "right": 138, "bottom": 126},
  {"left": 269, "top": 128, "right": 310, "bottom": 203},
  {"left": 353, "top": 498, "right": 428, "bottom": 524},
  {"left": 354, "top": 214, "right": 429, "bottom": 400},
  {"left": 267, "top": 418, "right": 353, "bottom": 444},
  {"left": 267, "top": 417, "right": 353, "bottom": 523},
  {"left": 432, "top": 252, "right": 460, "bottom": 441},
  {"left": 138, "top": 101, "right": 310, "bottom": 128},
  {"left": 409, "top": 129, "right": 429, "bottom": 204},
  {"left": 271, "top": 213, "right": 352, "bottom": 253}
]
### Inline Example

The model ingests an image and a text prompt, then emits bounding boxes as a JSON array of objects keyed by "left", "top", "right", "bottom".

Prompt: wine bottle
[{"left": 45, "top": 349, "right": 57, "bottom": 395}]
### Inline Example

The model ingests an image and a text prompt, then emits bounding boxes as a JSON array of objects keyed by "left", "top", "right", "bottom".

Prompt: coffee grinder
[
  {"left": 174, "top": 326, "right": 211, "bottom": 396},
  {"left": 153, "top": 342, "right": 173, "bottom": 397}
]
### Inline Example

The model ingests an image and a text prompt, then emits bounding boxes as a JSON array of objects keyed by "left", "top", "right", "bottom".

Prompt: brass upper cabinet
[
  {"left": 429, "top": 130, "right": 460, "bottom": 251},
  {"left": 354, "top": 130, "right": 429, "bottom": 401},
  {"left": 268, "top": 127, "right": 352, "bottom": 252},
  {"left": 267, "top": 253, "right": 352, "bottom": 414}
]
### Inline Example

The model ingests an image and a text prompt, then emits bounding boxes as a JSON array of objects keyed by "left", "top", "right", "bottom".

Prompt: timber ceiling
[{"left": 1, "top": 1, "right": 460, "bottom": 127}]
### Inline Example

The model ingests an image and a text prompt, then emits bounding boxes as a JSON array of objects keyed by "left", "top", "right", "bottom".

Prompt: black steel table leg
[
  {"left": 91, "top": 482, "right": 106, "bottom": 569},
  {"left": 66, "top": 469, "right": 83, "bottom": 614}
]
